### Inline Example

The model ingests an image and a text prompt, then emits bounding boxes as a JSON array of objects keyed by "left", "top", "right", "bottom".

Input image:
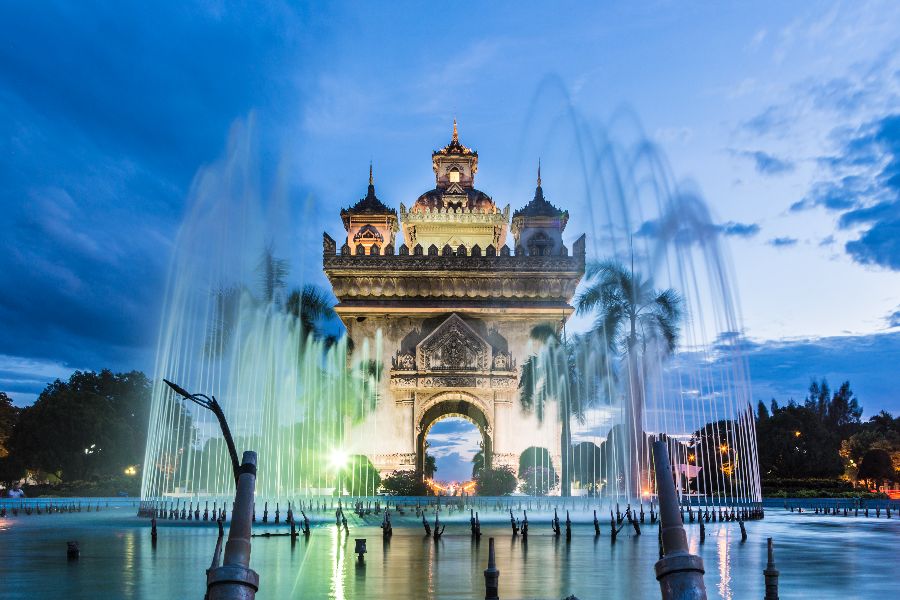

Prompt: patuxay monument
[{"left": 323, "top": 122, "right": 586, "bottom": 480}]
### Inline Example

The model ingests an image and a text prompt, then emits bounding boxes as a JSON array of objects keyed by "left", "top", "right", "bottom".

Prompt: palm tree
[
  {"left": 519, "top": 324, "right": 607, "bottom": 496},
  {"left": 285, "top": 284, "right": 342, "bottom": 348},
  {"left": 471, "top": 441, "right": 485, "bottom": 479},
  {"left": 574, "top": 259, "right": 683, "bottom": 499}
]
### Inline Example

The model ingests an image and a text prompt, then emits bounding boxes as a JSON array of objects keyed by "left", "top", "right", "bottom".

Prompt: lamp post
[{"left": 164, "top": 379, "right": 240, "bottom": 483}]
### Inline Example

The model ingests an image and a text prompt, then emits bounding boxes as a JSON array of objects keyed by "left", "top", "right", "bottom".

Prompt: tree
[
  {"left": 285, "top": 284, "right": 342, "bottom": 348},
  {"left": 519, "top": 325, "right": 606, "bottom": 496},
  {"left": 423, "top": 441, "right": 436, "bottom": 480},
  {"left": 570, "top": 441, "right": 603, "bottom": 492},
  {"left": 257, "top": 245, "right": 289, "bottom": 305},
  {"left": 518, "top": 447, "right": 558, "bottom": 496},
  {"left": 475, "top": 466, "right": 518, "bottom": 496},
  {"left": 381, "top": 470, "right": 428, "bottom": 496},
  {"left": 471, "top": 442, "right": 485, "bottom": 479},
  {"left": 8, "top": 371, "right": 194, "bottom": 482},
  {"left": 345, "top": 455, "right": 382, "bottom": 496},
  {"left": 857, "top": 449, "right": 895, "bottom": 489},
  {"left": 520, "top": 466, "right": 558, "bottom": 496},
  {"left": 0, "top": 391, "right": 18, "bottom": 458},
  {"left": 575, "top": 260, "right": 683, "bottom": 498}
]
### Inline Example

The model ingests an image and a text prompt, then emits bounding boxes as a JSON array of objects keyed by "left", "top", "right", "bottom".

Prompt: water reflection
[
  {"left": 331, "top": 525, "right": 346, "bottom": 600},
  {"left": 717, "top": 527, "right": 732, "bottom": 600}
]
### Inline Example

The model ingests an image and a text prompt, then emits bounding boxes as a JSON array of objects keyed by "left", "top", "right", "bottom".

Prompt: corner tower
[
  {"left": 339, "top": 165, "right": 398, "bottom": 256},
  {"left": 511, "top": 163, "right": 570, "bottom": 256}
]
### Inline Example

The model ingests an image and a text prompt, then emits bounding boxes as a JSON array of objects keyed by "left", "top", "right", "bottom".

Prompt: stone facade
[{"left": 324, "top": 123, "right": 585, "bottom": 483}]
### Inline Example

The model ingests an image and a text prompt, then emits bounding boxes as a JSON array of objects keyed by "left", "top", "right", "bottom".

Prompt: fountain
[{"left": 140, "top": 114, "right": 761, "bottom": 524}]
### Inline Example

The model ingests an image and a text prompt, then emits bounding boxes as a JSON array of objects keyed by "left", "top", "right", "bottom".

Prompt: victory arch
[{"left": 323, "top": 122, "right": 585, "bottom": 481}]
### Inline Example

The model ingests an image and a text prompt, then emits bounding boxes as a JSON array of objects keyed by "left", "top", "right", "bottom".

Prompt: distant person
[{"left": 7, "top": 482, "right": 26, "bottom": 498}]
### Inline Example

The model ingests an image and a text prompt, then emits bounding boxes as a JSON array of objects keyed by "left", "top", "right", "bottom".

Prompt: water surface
[{"left": 1, "top": 501, "right": 896, "bottom": 599}]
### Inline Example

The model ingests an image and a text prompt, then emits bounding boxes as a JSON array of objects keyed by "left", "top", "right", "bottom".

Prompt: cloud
[
  {"left": 741, "top": 105, "right": 791, "bottom": 136},
  {"left": 790, "top": 180, "right": 862, "bottom": 212},
  {"left": 796, "top": 113, "right": 900, "bottom": 270},
  {"left": 744, "top": 332, "right": 900, "bottom": 415},
  {"left": 721, "top": 222, "right": 761, "bottom": 237},
  {"left": 426, "top": 418, "right": 483, "bottom": 481},
  {"left": 768, "top": 237, "right": 798, "bottom": 247},
  {"left": 636, "top": 214, "right": 760, "bottom": 244},
  {"left": 887, "top": 308, "right": 900, "bottom": 328},
  {"left": 844, "top": 216, "right": 900, "bottom": 269},
  {"left": 739, "top": 150, "right": 795, "bottom": 175},
  {"left": 0, "top": 3, "right": 322, "bottom": 398}
]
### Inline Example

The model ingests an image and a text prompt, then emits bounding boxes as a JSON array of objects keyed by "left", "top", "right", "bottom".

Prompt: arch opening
[{"left": 416, "top": 397, "right": 492, "bottom": 490}]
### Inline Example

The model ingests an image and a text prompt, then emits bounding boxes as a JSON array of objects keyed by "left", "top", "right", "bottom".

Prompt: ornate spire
[
  {"left": 369, "top": 161, "right": 374, "bottom": 186},
  {"left": 537, "top": 158, "right": 542, "bottom": 188},
  {"left": 452, "top": 118, "right": 458, "bottom": 143}
]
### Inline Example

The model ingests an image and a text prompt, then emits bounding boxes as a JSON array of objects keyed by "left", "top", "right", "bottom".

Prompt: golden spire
[
  {"left": 452, "top": 118, "right": 458, "bottom": 143},
  {"left": 369, "top": 161, "right": 373, "bottom": 186},
  {"left": 537, "top": 158, "right": 542, "bottom": 187}
]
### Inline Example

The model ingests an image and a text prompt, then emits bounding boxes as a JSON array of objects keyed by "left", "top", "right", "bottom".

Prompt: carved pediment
[{"left": 416, "top": 314, "right": 490, "bottom": 371}]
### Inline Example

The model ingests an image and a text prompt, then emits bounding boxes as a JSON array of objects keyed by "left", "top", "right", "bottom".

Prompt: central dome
[
  {"left": 411, "top": 187, "right": 498, "bottom": 214},
  {"left": 399, "top": 121, "right": 510, "bottom": 252}
]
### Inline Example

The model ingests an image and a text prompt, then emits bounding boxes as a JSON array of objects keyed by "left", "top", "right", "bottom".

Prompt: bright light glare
[{"left": 329, "top": 449, "right": 349, "bottom": 470}]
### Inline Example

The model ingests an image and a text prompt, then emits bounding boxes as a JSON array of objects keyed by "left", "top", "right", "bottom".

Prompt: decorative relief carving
[
  {"left": 492, "top": 351, "right": 510, "bottom": 370},
  {"left": 392, "top": 377, "right": 417, "bottom": 389},
  {"left": 489, "top": 377, "right": 517, "bottom": 389},
  {"left": 396, "top": 352, "right": 415, "bottom": 370},
  {"left": 417, "top": 314, "right": 489, "bottom": 371},
  {"left": 390, "top": 374, "right": 516, "bottom": 389}
]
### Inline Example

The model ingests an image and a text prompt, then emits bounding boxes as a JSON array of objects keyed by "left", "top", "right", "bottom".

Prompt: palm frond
[{"left": 528, "top": 323, "right": 560, "bottom": 345}]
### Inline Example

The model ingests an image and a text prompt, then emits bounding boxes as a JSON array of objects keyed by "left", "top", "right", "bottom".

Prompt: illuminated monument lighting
[{"left": 325, "top": 120, "right": 584, "bottom": 479}]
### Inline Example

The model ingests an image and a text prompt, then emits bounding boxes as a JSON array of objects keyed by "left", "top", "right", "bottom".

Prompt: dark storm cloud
[{"left": 0, "top": 3, "right": 323, "bottom": 401}]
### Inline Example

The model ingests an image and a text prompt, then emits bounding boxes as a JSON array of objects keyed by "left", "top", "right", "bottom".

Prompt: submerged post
[
  {"left": 763, "top": 538, "right": 779, "bottom": 600},
  {"left": 207, "top": 451, "right": 260, "bottom": 600},
  {"left": 652, "top": 440, "right": 707, "bottom": 600},
  {"left": 484, "top": 537, "right": 499, "bottom": 600}
]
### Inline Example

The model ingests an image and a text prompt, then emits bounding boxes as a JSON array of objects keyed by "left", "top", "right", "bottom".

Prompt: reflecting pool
[{"left": 0, "top": 501, "right": 896, "bottom": 599}]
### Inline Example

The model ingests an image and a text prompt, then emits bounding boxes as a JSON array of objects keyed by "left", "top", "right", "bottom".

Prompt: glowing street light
[
  {"left": 329, "top": 449, "right": 349, "bottom": 471},
  {"left": 124, "top": 466, "right": 138, "bottom": 476}
]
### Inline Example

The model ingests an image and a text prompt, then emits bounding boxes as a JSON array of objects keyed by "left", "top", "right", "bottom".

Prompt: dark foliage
[
  {"left": 381, "top": 470, "right": 428, "bottom": 496},
  {"left": 475, "top": 466, "right": 518, "bottom": 496}
]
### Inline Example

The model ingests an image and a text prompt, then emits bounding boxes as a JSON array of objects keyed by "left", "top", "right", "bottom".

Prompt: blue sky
[{"left": 2, "top": 0, "right": 899, "bottom": 435}]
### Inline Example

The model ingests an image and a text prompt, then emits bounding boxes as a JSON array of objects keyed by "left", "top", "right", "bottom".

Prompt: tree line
[{"left": 756, "top": 379, "right": 899, "bottom": 493}]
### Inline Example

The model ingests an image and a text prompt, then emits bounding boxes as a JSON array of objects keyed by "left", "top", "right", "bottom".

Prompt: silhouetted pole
[
  {"left": 165, "top": 379, "right": 240, "bottom": 484},
  {"left": 652, "top": 440, "right": 707, "bottom": 600},
  {"left": 207, "top": 451, "right": 260, "bottom": 600},
  {"left": 484, "top": 537, "right": 499, "bottom": 600},
  {"left": 763, "top": 538, "right": 779, "bottom": 600}
]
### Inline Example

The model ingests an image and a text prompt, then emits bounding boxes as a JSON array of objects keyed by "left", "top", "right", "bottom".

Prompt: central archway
[{"left": 416, "top": 394, "right": 493, "bottom": 479}]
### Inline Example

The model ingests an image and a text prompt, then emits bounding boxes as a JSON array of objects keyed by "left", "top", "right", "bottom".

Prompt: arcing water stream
[{"left": 142, "top": 108, "right": 761, "bottom": 513}]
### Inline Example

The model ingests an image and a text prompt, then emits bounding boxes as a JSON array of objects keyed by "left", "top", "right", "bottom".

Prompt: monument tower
[{"left": 323, "top": 122, "right": 585, "bottom": 481}]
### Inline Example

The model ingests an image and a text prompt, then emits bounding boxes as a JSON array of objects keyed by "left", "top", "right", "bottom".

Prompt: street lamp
[
  {"left": 329, "top": 449, "right": 349, "bottom": 495},
  {"left": 164, "top": 379, "right": 241, "bottom": 485}
]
